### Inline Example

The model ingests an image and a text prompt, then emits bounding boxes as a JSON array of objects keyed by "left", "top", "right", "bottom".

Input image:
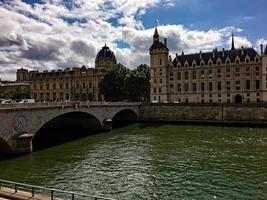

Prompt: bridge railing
[
  {"left": 0, "top": 179, "right": 115, "bottom": 200},
  {"left": 0, "top": 101, "right": 142, "bottom": 109}
]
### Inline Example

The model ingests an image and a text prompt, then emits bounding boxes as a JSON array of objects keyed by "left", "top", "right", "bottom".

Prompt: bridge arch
[
  {"left": 0, "top": 138, "right": 11, "bottom": 154},
  {"left": 111, "top": 108, "right": 138, "bottom": 127},
  {"left": 33, "top": 111, "right": 102, "bottom": 150}
]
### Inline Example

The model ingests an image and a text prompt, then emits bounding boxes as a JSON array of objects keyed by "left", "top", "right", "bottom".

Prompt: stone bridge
[{"left": 0, "top": 102, "right": 140, "bottom": 154}]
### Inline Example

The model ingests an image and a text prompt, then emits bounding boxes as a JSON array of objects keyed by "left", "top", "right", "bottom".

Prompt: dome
[{"left": 95, "top": 44, "right": 117, "bottom": 63}]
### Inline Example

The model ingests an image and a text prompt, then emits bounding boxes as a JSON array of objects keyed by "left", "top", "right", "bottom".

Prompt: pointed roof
[
  {"left": 231, "top": 33, "right": 235, "bottom": 50},
  {"left": 154, "top": 28, "right": 159, "bottom": 36}
]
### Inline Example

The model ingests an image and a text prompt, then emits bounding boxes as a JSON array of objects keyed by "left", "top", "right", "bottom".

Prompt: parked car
[
  {"left": 18, "top": 99, "right": 35, "bottom": 104},
  {"left": 151, "top": 100, "right": 159, "bottom": 103},
  {"left": 1, "top": 99, "right": 12, "bottom": 104}
]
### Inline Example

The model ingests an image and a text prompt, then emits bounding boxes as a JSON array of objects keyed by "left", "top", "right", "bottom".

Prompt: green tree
[
  {"left": 102, "top": 64, "right": 150, "bottom": 102},
  {"left": 102, "top": 64, "right": 130, "bottom": 101}
]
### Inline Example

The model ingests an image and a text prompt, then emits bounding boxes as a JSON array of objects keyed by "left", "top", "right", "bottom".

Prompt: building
[
  {"left": 16, "top": 45, "right": 117, "bottom": 101},
  {"left": 0, "top": 80, "right": 30, "bottom": 99},
  {"left": 150, "top": 28, "right": 267, "bottom": 104}
]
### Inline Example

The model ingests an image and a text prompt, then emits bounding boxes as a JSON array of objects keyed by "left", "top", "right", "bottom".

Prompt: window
[
  {"left": 160, "top": 58, "right": 162, "bottom": 65},
  {"left": 209, "top": 82, "right": 213, "bottom": 91},
  {"left": 201, "top": 83, "right": 205, "bottom": 92},
  {"left": 154, "top": 79, "right": 157, "bottom": 84},
  {"left": 256, "top": 80, "right": 260, "bottom": 90},
  {"left": 184, "top": 83, "right": 189, "bottom": 92},
  {"left": 60, "top": 84, "right": 63, "bottom": 89},
  {"left": 153, "top": 88, "right": 156, "bottom": 93},
  {"left": 89, "top": 82, "right": 92, "bottom": 88},
  {"left": 159, "top": 87, "right": 162, "bottom": 93},
  {"left": 192, "top": 83, "right": 197, "bottom": 92},
  {"left": 82, "top": 83, "right": 85, "bottom": 89},
  {"left": 177, "top": 72, "right": 181, "bottom": 80},
  {"left": 235, "top": 67, "right": 240, "bottom": 72},
  {"left": 184, "top": 71, "right": 189, "bottom": 80},
  {"left": 246, "top": 58, "right": 249, "bottom": 63},
  {"left": 246, "top": 80, "right": 250, "bottom": 90},
  {"left": 226, "top": 68, "right": 230, "bottom": 73},
  {"left": 177, "top": 84, "right": 182, "bottom": 92},
  {"left": 160, "top": 79, "right": 162, "bottom": 83},
  {"left": 256, "top": 66, "right": 260, "bottom": 71},
  {"left": 192, "top": 71, "right": 197, "bottom": 80},
  {"left": 66, "top": 83, "right": 69, "bottom": 89},
  {"left": 170, "top": 84, "right": 174, "bottom": 88},
  {"left": 46, "top": 83, "right": 49, "bottom": 90},
  {"left": 217, "top": 82, "right": 222, "bottom": 91},
  {"left": 236, "top": 59, "right": 240, "bottom": 64}
]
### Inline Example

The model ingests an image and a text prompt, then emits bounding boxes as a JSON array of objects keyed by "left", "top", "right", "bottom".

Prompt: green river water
[{"left": 0, "top": 123, "right": 266, "bottom": 199}]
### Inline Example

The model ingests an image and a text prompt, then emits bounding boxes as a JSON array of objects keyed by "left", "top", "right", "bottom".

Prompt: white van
[{"left": 18, "top": 99, "right": 35, "bottom": 104}]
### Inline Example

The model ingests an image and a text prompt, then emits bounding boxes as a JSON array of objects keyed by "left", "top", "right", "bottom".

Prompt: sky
[{"left": 0, "top": 0, "right": 267, "bottom": 80}]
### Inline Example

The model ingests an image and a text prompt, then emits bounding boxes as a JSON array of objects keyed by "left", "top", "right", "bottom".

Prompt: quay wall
[{"left": 139, "top": 103, "right": 267, "bottom": 124}]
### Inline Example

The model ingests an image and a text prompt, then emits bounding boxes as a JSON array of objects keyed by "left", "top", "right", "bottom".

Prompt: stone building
[
  {"left": 16, "top": 45, "right": 117, "bottom": 101},
  {"left": 150, "top": 28, "right": 267, "bottom": 103},
  {"left": 0, "top": 81, "right": 30, "bottom": 99}
]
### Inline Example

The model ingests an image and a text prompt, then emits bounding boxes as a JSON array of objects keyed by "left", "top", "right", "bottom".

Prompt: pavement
[{"left": 0, "top": 187, "right": 61, "bottom": 200}]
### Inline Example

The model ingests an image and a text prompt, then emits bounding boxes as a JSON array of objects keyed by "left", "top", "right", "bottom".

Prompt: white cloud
[
  {"left": 227, "top": 36, "right": 252, "bottom": 49},
  {"left": 0, "top": 0, "right": 257, "bottom": 81}
]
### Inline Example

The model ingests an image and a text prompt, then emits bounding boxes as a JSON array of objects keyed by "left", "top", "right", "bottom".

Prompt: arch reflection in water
[{"left": 33, "top": 111, "right": 102, "bottom": 151}]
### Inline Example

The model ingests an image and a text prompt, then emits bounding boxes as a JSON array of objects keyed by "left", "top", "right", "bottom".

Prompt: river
[{"left": 0, "top": 123, "right": 266, "bottom": 199}]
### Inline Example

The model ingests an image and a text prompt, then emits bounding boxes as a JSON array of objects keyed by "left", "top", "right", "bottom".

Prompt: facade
[
  {"left": 16, "top": 45, "right": 117, "bottom": 101},
  {"left": 150, "top": 28, "right": 267, "bottom": 103},
  {"left": 0, "top": 81, "right": 30, "bottom": 99}
]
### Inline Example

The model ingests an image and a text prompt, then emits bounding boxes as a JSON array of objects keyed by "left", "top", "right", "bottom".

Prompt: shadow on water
[{"left": 32, "top": 128, "right": 102, "bottom": 151}]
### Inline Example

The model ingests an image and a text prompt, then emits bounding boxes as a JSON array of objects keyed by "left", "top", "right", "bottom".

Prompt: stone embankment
[{"left": 139, "top": 103, "right": 267, "bottom": 125}]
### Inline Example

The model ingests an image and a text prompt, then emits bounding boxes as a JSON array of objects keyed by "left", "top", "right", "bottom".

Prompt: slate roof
[
  {"left": 96, "top": 45, "right": 117, "bottom": 62},
  {"left": 150, "top": 41, "right": 169, "bottom": 51},
  {"left": 172, "top": 48, "right": 260, "bottom": 67}
]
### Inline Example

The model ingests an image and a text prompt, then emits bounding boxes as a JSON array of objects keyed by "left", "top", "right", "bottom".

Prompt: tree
[
  {"left": 102, "top": 64, "right": 130, "bottom": 101},
  {"left": 102, "top": 64, "right": 150, "bottom": 102}
]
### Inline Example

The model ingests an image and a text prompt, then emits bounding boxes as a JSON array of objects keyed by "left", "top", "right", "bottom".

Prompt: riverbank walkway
[{"left": 0, "top": 179, "right": 115, "bottom": 200}]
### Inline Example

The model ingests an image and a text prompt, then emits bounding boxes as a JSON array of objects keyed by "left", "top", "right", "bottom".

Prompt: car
[
  {"left": 1, "top": 99, "right": 12, "bottom": 104},
  {"left": 151, "top": 100, "right": 159, "bottom": 103},
  {"left": 18, "top": 99, "right": 35, "bottom": 104}
]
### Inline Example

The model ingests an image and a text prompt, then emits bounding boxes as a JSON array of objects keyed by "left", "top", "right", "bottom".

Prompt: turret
[
  {"left": 149, "top": 28, "right": 169, "bottom": 103},
  {"left": 231, "top": 33, "right": 235, "bottom": 50},
  {"left": 153, "top": 28, "right": 159, "bottom": 43}
]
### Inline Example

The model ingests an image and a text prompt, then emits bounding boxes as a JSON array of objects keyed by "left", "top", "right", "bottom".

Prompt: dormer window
[
  {"left": 245, "top": 58, "right": 249, "bottom": 63},
  {"left": 193, "top": 63, "right": 196, "bottom": 67},
  {"left": 227, "top": 60, "right": 230, "bottom": 65},
  {"left": 208, "top": 61, "right": 212, "bottom": 66},
  {"left": 217, "top": 61, "right": 221, "bottom": 65},
  {"left": 235, "top": 57, "right": 240, "bottom": 64},
  {"left": 255, "top": 57, "right": 259, "bottom": 62}
]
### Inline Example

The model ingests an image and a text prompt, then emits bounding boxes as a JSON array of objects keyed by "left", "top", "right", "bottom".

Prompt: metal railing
[{"left": 0, "top": 179, "right": 115, "bottom": 200}]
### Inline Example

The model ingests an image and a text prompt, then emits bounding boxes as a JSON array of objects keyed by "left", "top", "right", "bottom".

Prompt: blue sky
[
  {"left": 142, "top": 0, "right": 267, "bottom": 43},
  {"left": 0, "top": 0, "right": 267, "bottom": 80}
]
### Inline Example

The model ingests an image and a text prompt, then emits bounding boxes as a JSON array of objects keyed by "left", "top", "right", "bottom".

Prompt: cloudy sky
[{"left": 0, "top": 0, "right": 267, "bottom": 80}]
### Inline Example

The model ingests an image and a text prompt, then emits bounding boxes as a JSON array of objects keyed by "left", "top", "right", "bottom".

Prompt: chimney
[
  {"left": 222, "top": 48, "right": 225, "bottom": 57},
  {"left": 182, "top": 51, "right": 184, "bottom": 56},
  {"left": 261, "top": 44, "right": 264, "bottom": 55},
  {"left": 176, "top": 53, "right": 178, "bottom": 59},
  {"left": 199, "top": 51, "right": 202, "bottom": 59},
  {"left": 241, "top": 46, "right": 244, "bottom": 56},
  {"left": 164, "top": 38, "right": 167, "bottom": 47},
  {"left": 212, "top": 49, "right": 215, "bottom": 58}
]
